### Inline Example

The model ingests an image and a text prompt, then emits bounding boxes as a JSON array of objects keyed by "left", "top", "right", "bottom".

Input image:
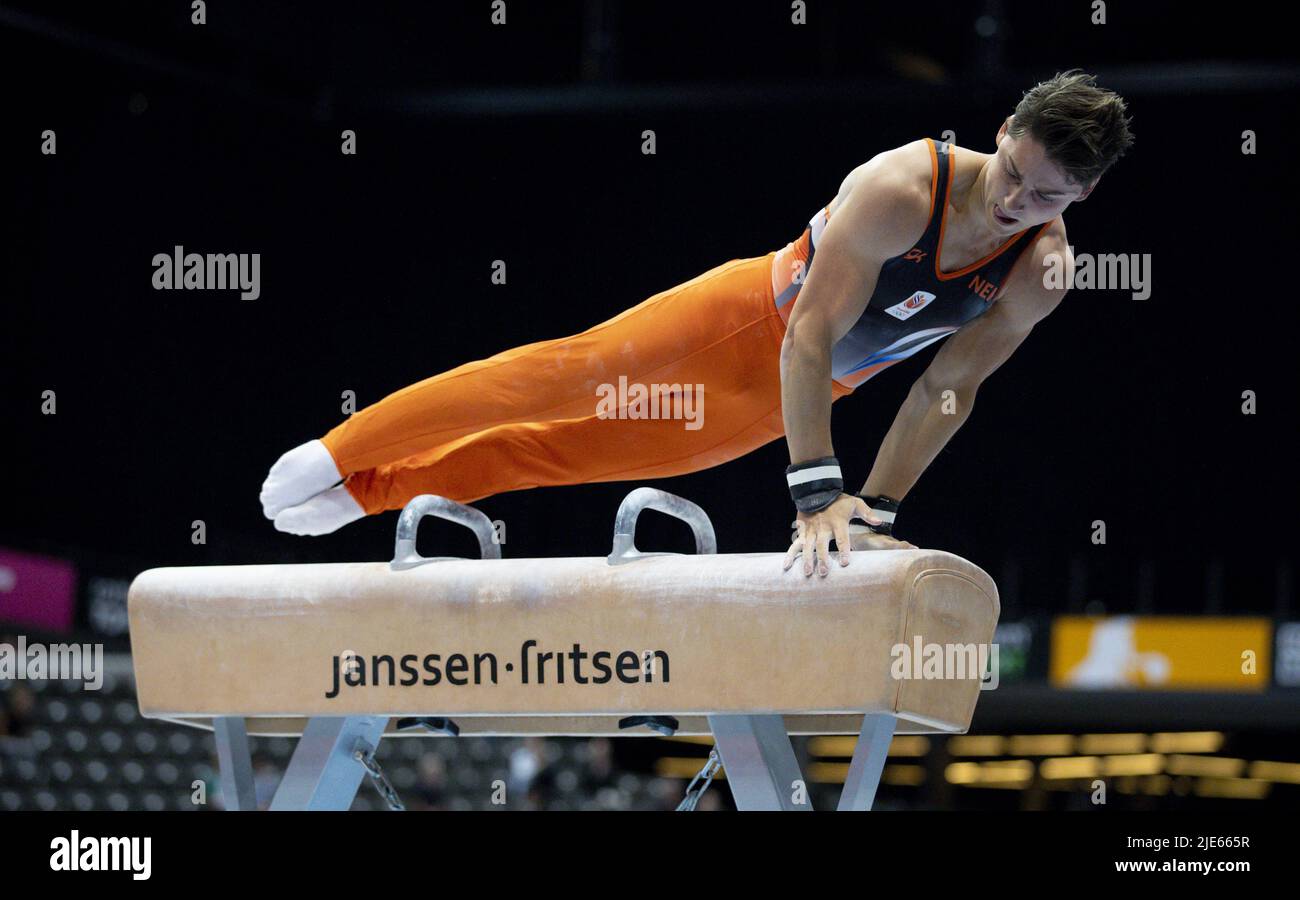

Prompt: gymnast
[{"left": 259, "top": 69, "right": 1133, "bottom": 577}]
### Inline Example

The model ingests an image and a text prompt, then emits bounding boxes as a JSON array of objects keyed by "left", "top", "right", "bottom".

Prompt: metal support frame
[
  {"left": 265, "top": 716, "right": 389, "bottom": 811},
  {"left": 217, "top": 712, "right": 898, "bottom": 812},
  {"left": 709, "top": 714, "right": 812, "bottom": 810},
  {"left": 837, "top": 713, "right": 897, "bottom": 811},
  {"left": 212, "top": 716, "right": 256, "bottom": 811},
  {"left": 708, "top": 713, "right": 898, "bottom": 811}
]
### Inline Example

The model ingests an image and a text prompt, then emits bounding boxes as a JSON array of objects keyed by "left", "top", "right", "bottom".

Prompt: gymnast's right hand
[{"left": 783, "top": 493, "right": 884, "bottom": 578}]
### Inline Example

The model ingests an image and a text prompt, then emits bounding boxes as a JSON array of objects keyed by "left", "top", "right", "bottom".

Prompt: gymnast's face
[{"left": 987, "top": 117, "right": 1094, "bottom": 233}]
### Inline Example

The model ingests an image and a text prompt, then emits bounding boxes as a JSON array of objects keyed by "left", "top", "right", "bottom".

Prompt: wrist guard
[
  {"left": 786, "top": 456, "right": 843, "bottom": 514},
  {"left": 856, "top": 493, "right": 900, "bottom": 536}
]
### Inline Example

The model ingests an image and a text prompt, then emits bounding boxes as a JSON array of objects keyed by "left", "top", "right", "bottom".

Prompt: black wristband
[
  {"left": 786, "top": 456, "right": 843, "bottom": 514},
  {"left": 856, "top": 493, "right": 900, "bottom": 536}
]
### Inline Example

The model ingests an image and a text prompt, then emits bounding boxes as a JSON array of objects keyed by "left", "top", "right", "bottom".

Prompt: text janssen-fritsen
[{"left": 327, "top": 640, "right": 669, "bottom": 698}]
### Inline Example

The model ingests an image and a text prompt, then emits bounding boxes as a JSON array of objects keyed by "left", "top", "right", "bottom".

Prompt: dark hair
[{"left": 1008, "top": 69, "right": 1135, "bottom": 187}]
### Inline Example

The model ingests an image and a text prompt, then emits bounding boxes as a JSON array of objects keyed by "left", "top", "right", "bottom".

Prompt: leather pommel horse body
[{"left": 128, "top": 488, "right": 999, "bottom": 811}]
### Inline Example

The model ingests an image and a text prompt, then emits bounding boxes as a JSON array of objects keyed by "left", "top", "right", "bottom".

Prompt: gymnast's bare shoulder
[
  {"left": 836, "top": 137, "right": 934, "bottom": 193},
  {"left": 782, "top": 142, "right": 932, "bottom": 339},
  {"left": 814, "top": 140, "right": 937, "bottom": 270}
]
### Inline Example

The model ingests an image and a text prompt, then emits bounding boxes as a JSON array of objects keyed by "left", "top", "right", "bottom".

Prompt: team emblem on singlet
[{"left": 883, "top": 290, "right": 936, "bottom": 321}]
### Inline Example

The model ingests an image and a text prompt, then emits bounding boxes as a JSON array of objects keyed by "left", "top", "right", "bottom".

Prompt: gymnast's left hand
[{"left": 783, "top": 493, "right": 912, "bottom": 577}]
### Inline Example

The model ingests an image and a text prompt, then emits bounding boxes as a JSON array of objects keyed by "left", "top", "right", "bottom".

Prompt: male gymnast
[{"left": 260, "top": 69, "right": 1134, "bottom": 577}]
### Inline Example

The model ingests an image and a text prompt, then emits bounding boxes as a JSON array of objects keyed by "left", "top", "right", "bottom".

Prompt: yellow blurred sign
[{"left": 1050, "top": 616, "right": 1271, "bottom": 691}]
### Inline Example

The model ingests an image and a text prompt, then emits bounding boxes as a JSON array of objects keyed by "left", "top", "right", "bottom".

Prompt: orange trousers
[{"left": 321, "top": 251, "right": 854, "bottom": 514}]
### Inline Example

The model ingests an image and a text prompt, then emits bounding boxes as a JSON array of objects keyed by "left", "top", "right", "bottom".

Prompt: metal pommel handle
[
  {"left": 607, "top": 487, "right": 716, "bottom": 565},
  {"left": 390, "top": 494, "right": 502, "bottom": 570}
]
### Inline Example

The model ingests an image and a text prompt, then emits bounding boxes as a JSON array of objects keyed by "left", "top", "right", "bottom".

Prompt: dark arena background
[{"left": 1, "top": 0, "right": 1298, "bottom": 876}]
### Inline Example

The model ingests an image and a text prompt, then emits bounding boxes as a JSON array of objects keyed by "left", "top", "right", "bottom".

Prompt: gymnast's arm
[
  {"left": 779, "top": 171, "right": 926, "bottom": 466},
  {"left": 859, "top": 231, "right": 1074, "bottom": 502},
  {"left": 779, "top": 169, "right": 927, "bottom": 575}
]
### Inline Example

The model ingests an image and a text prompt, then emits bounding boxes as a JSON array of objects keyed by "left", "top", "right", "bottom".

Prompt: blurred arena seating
[
  {"left": 5, "top": 647, "right": 1299, "bottom": 811},
  {"left": 0, "top": 654, "right": 694, "bottom": 811}
]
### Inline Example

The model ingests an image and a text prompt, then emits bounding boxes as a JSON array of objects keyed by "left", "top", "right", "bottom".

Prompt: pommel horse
[{"left": 127, "top": 488, "right": 999, "bottom": 811}]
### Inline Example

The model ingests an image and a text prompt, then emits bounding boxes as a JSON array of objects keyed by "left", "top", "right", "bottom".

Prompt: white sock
[
  {"left": 274, "top": 484, "right": 366, "bottom": 536},
  {"left": 260, "top": 439, "right": 344, "bottom": 519}
]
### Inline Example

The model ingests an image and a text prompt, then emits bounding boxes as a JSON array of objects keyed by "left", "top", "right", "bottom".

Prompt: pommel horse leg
[
  {"left": 708, "top": 712, "right": 897, "bottom": 811},
  {"left": 709, "top": 715, "right": 811, "bottom": 811},
  {"left": 212, "top": 717, "right": 256, "bottom": 811},
  {"left": 837, "top": 713, "right": 897, "bottom": 811},
  {"left": 268, "top": 717, "right": 390, "bottom": 811}
]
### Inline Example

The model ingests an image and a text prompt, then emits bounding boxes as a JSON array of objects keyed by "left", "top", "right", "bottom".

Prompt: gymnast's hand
[{"left": 783, "top": 493, "right": 916, "bottom": 577}]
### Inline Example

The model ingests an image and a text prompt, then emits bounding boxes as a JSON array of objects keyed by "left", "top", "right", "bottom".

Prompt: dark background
[
  {"left": 2, "top": 0, "right": 1299, "bottom": 815},
  {"left": 5, "top": 1, "right": 1294, "bottom": 619},
  {"left": 3, "top": 1, "right": 1297, "bottom": 622}
]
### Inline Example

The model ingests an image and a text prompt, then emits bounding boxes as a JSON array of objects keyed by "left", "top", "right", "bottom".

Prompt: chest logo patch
[{"left": 884, "top": 290, "right": 937, "bottom": 321}]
